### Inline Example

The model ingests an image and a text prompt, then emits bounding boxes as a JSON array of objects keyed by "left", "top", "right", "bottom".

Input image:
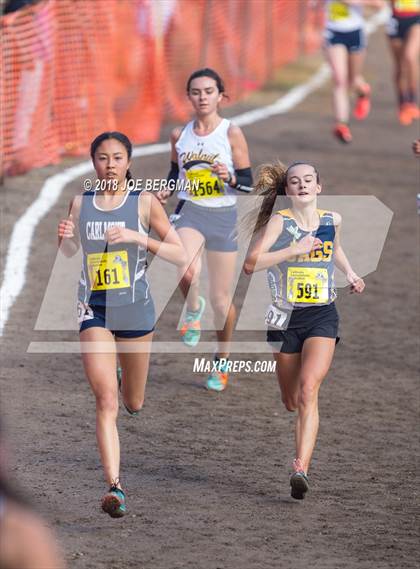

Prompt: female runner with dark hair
[
  {"left": 58, "top": 131, "right": 186, "bottom": 517},
  {"left": 158, "top": 68, "right": 252, "bottom": 392}
]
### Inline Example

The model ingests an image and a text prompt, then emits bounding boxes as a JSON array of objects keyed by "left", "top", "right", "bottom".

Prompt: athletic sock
[
  {"left": 214, "top": 355, "right": 229, "bottom": 372},
  {"left": 399, "top": 91, "right": 409, "bottom": 106},
  {"left": 186, "top": 305, "right": 201, "bottom": 318}
]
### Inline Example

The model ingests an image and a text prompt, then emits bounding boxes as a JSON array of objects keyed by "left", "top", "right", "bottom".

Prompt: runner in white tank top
[
  {"left": 325, "top": 0, "right": 365, "bottom": 32},
  {"left": 175, "top": 117, "right": 236, "bottom": 208},
  {"left": 157, "top": 68, "right": 252, "bottom": 392}
]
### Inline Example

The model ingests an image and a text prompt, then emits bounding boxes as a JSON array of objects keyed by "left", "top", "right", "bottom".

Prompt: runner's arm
[
  {"left": 211, "top": 125, "right": 252, "bottom": 191},
  {"left": 105, "top": 193, "right": 186, "bottom": 266},
  {"left": 141, "top": 192, "right": 187, "bottom": 266},
  {"left": 244, "top": 214, "right": 325, "bottom": 274},
  {"left": 57, "top": 196, "right": 81, "bottom": 257},
  {"left": 333, "top": 212, "right": 365, "bottom": 293},
  {"left": 227, "top": 125, "right": 252, "bottom": 189},
  {"left": 210, "top": 124, "right": 252, "bottom": 189},
  {"left": 156, "top": 127, "right": 183, "bottom": 205}
]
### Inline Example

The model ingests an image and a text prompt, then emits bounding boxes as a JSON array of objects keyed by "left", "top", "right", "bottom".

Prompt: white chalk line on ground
[{"left": 0, "top": 8, "right": 389, "bottom": 336}]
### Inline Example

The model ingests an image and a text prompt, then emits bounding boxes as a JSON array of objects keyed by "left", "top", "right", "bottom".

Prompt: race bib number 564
[{"left": 186, "top": 168, "right": 223, "bottom": 200}]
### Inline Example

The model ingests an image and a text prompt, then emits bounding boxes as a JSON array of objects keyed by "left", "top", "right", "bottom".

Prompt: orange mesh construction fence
[{"left": 0, "top": 0, "right": 323, "bottom": 177}]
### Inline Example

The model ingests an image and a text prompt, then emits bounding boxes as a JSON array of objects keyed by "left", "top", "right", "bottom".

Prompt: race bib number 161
[{"left": 87, "top": 250, "right": 130, "bottom": 291}]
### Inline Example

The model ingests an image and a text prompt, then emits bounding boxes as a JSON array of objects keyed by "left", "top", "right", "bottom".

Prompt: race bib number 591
[{"left": 287, "top": 267, "right": 329, "bottom": 304}]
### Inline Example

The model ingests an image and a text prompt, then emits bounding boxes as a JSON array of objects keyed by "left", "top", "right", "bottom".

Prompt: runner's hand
[
  {"left": 58, "top": 214, "right": 75, "bottom": 239},
  {"left": 156, "top": 188, "right": 172, "bottom": 205},
  {"left": 347, "top": 272, "right": 365, "bottom": 294},
  {"left": 211, "top": 161, "right": 231, "bottom": 182},
  {"left": 106, "top": 226, "right": 145, "bottom": 246},
  {"left": 291, "top": 234, "right": 323, "bottom": 256}
]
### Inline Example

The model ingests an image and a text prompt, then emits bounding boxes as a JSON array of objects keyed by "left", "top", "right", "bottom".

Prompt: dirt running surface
[{"left": 1, "top": 31, "right": 419, "bottom": 569}]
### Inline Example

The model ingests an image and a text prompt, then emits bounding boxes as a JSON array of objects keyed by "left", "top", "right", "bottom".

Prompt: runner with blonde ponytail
[{"left": 244, "top": 161, "right": 364, "bottom": 499}]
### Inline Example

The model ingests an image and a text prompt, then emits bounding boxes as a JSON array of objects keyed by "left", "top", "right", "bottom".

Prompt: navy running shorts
[
  {"left": 170, "top": 200, "right": 238, "bottom": 252},
  {"left": 78, "top": 298, "right": 155, "bottom": 338},
  {"left": 324, "top": 28, "right": 366, "bottom": 52},
  {"left": 387, "top": 15, "right": 420, "bottom": 40},
  {"left": 267, "top": 303, "right": 340, "bottom": 354}
]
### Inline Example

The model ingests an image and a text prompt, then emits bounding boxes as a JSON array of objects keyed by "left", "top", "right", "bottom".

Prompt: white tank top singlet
[
  {"left": 325, "top": 1, "right": 364, "bottom": 32},
  {"left": 175, "top": 118, "right": 236, "bottom": 208}
]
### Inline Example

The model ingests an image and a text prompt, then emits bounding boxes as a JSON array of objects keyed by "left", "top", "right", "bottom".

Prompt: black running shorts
[{"left": 267, "top": 303, "right": 340, "bottom": 354}]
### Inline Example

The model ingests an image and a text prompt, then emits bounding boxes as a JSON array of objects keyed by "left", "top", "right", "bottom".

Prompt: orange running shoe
[
  {"left": 333, "top": 123, "right": 352, "bottom": 144},
  {"left": 353, "top": 95, "right": 371, "bottom": 120},
  {"left": 353, "top": 85, "right": 371, "bottom": 120},
  {"left": 399, "top": 103, "right": 414, "bottom": 126},
  {"left": 408, "top": 104, "right": 420, "bottom": 121}
]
